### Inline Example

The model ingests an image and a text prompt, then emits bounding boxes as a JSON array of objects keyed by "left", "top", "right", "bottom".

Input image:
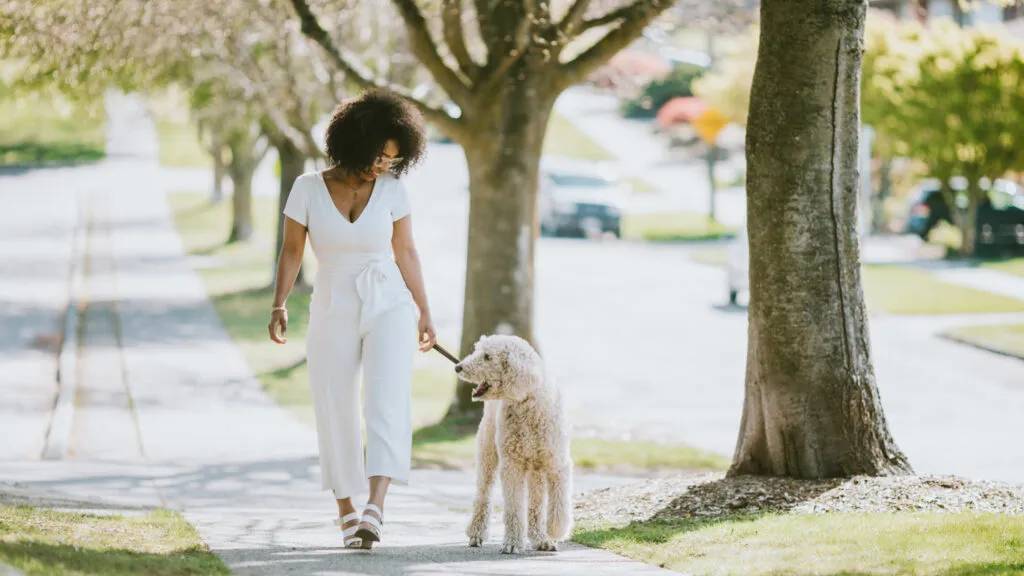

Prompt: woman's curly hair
[{"left": 324, "top": 89, "right": 427, "bottom": 177}]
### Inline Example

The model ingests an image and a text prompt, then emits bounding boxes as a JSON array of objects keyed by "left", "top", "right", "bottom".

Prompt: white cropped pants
[{"left": 306, "top": 256, "right": 415, "bottom": 499}]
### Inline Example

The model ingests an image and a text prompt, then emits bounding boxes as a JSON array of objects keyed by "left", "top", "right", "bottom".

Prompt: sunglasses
[{"left": 374, "top": 155, "right": 403, "bottom": 170}]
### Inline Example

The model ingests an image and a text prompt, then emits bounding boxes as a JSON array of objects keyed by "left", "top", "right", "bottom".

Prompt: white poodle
[{"left": 454, "top": 334, "right": 573, "bottom": 554}]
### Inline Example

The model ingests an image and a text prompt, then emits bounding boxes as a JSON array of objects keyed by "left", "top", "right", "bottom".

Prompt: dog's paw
[
  {"left": 533, "top": 539, "right": 558, "bottom": 552},
  {"left": 468, "top": 535, "right": 485, "bottom": 547},
  {"left": 501, "top": 541, "right": 523, "bottom": 554}
]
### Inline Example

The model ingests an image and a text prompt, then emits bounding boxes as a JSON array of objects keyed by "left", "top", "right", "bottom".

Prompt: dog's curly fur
[{"left": 455, "top": 335, "right": 573, "bottom": 554}]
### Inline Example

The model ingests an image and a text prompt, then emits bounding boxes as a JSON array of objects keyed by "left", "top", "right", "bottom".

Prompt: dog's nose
[{"left": 454, "top": 364, "right": 462, "bottom": 373}]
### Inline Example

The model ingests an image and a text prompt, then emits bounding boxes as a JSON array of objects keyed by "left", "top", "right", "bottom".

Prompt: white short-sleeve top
[{"left": 283, "top": 171, "right": 411, "bottom": 260}]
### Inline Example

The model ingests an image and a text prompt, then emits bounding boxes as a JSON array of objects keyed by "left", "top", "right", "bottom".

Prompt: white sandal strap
[
  {"left": 361, "top": 515, "right": 382, "bottom": 530},
  {"left": 363, "top": 504, "right": 382, "bottom": 518},
  {"left": 334, "top": 512, "right": 361, "bottom": 529}
]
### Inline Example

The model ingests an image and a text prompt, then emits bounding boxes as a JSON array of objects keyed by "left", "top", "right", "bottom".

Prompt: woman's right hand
[{"left": 268, "top": 308, "right": 288, "bottom": 344}]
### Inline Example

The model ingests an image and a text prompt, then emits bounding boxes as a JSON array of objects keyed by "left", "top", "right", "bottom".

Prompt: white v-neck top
[
  {"left": 284, "top": 171, "right": 414, "bottom": 334},
  {"left": 283, "top": 171, "right": 411, "bottom": 259}
]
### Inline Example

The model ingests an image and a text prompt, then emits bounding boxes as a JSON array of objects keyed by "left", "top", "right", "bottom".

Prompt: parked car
[
  {"left": 538, "top": 158, "right": 631, "bottom": 239},
  {"left": 906, "top": 177, "right": 1024, "bottom": 255}
]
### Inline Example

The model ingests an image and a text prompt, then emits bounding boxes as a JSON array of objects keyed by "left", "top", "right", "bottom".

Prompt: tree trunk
[
  {"left": 731, "top": 0, "right": 912, "bottom": 478},
  {"left": 227, "top": 165, "right": 255, "bottom": 243},
  {"left": 273, "top": 138, "right": 308, "bottom": 287},
  {"left": 211, "top": 133, "right": 226, "bottom": 205},
  {"left": 706, "top": 145, "right": 718, "bottom": 220},
  {"left": 446, "top": 70, "right": 555, "bottom": 421},
  {"left": 956, "top": 185, "right": 980, "bottom": 258}
]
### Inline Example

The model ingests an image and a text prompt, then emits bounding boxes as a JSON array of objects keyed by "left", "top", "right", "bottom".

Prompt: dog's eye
[{"left": 484, "top": 353, "right": 491, "bottom": 361}]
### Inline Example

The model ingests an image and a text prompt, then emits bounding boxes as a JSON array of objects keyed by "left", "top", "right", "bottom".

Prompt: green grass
[
  {"left": 622, "top": 211, "right": 736, "bottom": 242},
  {"left": 0, "top": 95, "right": 105, "bottom": 167},
  {"left": 862, "top": 265, "right": 1024, "bottom": 315},
  {"left": 944, "top": 323, "right": 1024, "bottom": 360},
  {"left": 573, "top": 512, "right": 1024, "bottom": 576},
  {"left": 625, "top": 177, "right": 658, "bottom": 194},
  {"left": 0, "top": 505, "right": 229, "bottom": 576},
  {"left": 155, "top": 120, "right": 210, "bottom": 168},
  {"left": 984, "top": 258, "right": 1024, "bottom": 279},
  {"left": 543, "top": 113, "right": 614, "bottom": 161},
  {"left": 684, "top": 250, "right": 1024, "bottom": 316},
  {"left": 689, "top": 247, "right": 728, "bottom": 267},
  {"left": 168, "top": 191, "right": 727, "bottom": 473}
]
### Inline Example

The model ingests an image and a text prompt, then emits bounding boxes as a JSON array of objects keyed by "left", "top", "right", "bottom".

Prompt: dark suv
[{"left": 906, "top": 178, "right": 1024, "bottom": 256}]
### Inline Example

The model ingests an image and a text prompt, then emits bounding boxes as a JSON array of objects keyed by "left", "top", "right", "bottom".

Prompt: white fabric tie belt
[{"left": 354, "top": 258, "right": 391, "bottom": 336}]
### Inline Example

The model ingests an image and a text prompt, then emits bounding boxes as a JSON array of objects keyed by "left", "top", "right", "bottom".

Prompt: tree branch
[
  {"left": 557, "top": 0, "right": 672, "bottom": 90},
  {"left": 557, "top": 0, "right": 592, "bottom": 36},
  {"left": 287, "top": 0, "right": 467, "bottom": 138},
  {"left": 441, "top": 0, "right": 477, "bottom": 80},
  {"left": 390, "top": 0, "right": 473, "bottom": 105},
  {"left": 477, "top": 5, "right": 533, "bottom": 93},
  {"left": 579, "top": 3, "right": 635, "bottom": 31}
]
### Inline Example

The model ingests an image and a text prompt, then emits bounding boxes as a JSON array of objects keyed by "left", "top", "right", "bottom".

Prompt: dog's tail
[{"left": 547, "top": 464, "right": 574, "bottom": 540}]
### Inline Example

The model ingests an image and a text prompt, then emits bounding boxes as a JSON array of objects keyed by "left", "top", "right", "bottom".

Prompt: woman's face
[{"left": 363, "top": 139, "right": 401, "bottom": 181}]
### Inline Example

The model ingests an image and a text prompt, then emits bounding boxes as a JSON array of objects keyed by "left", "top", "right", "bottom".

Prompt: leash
[{"left": 432, "top": 342, "right": 460, "bottom": 365}]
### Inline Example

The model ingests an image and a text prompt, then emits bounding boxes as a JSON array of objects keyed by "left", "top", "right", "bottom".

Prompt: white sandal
[
  {"left": 354, "top": 504, "right": 383, "bottom": 549},
  {"left": 334, "top": 512, "right": 362, "bottom": 548}
]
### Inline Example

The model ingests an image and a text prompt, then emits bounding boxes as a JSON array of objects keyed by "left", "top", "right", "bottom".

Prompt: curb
[
  {"left": 42, "top": 193, "right": 90, "bottom": 460},
  {"left": 939, "top": 331, "right": 1024, "bottom": 363}
]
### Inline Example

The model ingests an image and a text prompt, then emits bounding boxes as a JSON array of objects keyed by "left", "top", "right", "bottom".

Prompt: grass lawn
[
  {"left": 943, "top": 323, "right": 1024, "bottom": 360},
  {"left": 685, "top": 250, "right": 1024, "bottom": 316},
  {"left": 862, "top": 265, "right": 1024, "bottom": 315},
  {"left": 622, "top": 211, "right": 735, "bottom": 242},
  {"left": 573, "top": 512, "right": 1024, "bottom": 576},
  {"left": 984, "top": 258, "right": 1024, "bottom": 279},
  {"left": 168, "top": 191, "right": 727, "bottom": 473},
  {"left": 689, "top": 247, "right": 728, "bottom": 267},
  {"left": 543, "top": 113, "right": 614, "bottom": 161},
  {"left": 155, "top": 120, "right": 211, "bottom": 168},
  {"left": 625, "top": 177, "right": 657, "bottom": 194},
  {"left": 0, "top": 505, "right": 229, "bottom": 576},
  {"left": 0, "top": 94, "right": 105, "bottom": 167}
]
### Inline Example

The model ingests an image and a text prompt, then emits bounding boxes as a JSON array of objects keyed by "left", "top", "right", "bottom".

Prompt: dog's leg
[
  {"left": 527, "top": 471, "right": 556, "bottom": 551},
  {"left": 466, "top": 408, "right": 498, "bottom": 547},
  {"left": 500, "top": 463, "right": 527, "bottom": 554},
  {"left": 546, "top": 463, "right": 574, "bottom": 542}
]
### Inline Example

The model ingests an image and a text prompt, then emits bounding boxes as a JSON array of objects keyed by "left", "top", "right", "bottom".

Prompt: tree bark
[
  {"left": 446, "top": 68, "right": 555, "bottom": 420},
  {"left": 227, "top": 166, "right": 255, "bottom": 243},
  {"left": 731, "top": 0, "right": 912, "bottom": 478},
  {"left": 211, "top": 132, "right": 226, "bottom": 205},
  {"left": 226, "top": 133, "right": 264, "bottom": 244},
  {"left": 957, "top": 183, "right": 981, "bottom": 259},
  {"left": 273, "top": 137, "right": 308, "bottom": 287}
]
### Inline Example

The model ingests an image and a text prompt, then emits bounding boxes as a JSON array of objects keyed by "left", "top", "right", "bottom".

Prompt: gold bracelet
[{"left": 271, "top": 305, "right": 287, "bottom": 312}]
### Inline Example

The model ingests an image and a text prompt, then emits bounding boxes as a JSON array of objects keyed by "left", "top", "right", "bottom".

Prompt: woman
[{"left": 268, "top": 89, "right": 436, "bottom": 550}]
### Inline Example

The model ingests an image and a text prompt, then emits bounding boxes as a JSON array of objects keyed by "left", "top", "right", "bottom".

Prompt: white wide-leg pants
[{"left": 306, "top": 259, "right": 415, "bottom": 500}]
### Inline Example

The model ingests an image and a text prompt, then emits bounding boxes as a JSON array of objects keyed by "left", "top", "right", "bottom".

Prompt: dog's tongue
[{"left": 471, "top": 382, "right": 491, "bottom": 398}]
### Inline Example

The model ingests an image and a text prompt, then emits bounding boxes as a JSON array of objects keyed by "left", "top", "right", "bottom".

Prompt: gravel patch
[{"left": 574, "top": 472, "right": 1024, "bottom": 529}]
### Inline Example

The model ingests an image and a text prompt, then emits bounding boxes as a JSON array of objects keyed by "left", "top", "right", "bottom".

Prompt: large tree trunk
[
  {"left": 227, "top": 166, "right": 255, "bottom": 243},
  {"left": 731, "top": 0, "right": 912, "bottom": 478},
  {"left": 226, "top": 134, "right": 263, "bottom": 244},
  {"left": 273, "top": 138, "right": 308, "bottom": 287},
  {"left": 447, "top": 70, "right": 555, "bottom": 420},
  {"left": 211, "top": 132, "right": 226, "bottom": 205},
  {"left": 956, "top": 184, "right": 981, "bottom": 258}
]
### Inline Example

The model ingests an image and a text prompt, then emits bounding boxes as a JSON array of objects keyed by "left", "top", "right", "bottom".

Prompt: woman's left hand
[{"left": 418, "top": 313, "right": 437, "bottom": 352}]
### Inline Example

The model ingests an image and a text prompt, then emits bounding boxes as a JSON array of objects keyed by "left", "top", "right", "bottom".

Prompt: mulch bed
[{"left": 574, "top": 472, "right": 1024, "bottom": 529}]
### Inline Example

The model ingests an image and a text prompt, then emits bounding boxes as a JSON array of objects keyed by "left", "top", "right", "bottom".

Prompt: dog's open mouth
[{"left": 471, "top": 382, "right": 491, "bottom": 399}]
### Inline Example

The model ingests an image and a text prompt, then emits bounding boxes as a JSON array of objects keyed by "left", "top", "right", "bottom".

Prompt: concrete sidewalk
[
  {"left": 0, "top": 93, "right": 669, "bottom": 574},
  {"left": 0, "top": 165, "right": 85, "bottom": 461}
]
